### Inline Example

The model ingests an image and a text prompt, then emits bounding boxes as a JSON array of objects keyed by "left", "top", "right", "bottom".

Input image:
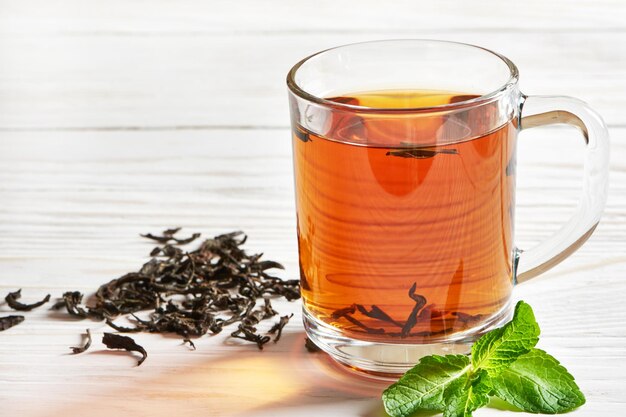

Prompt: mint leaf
[
  {"left": 381, "top": 301, "right": 585, "bottom": 416},
  {"left": 443, "top": 370, "right": 491, "bottom": 417},
  {"left": 492, "top": 348, "right": 586, "bottom": 413},
  {"left": 382, "top": 355, "right": 470, "bottom": 417},
  {"left": 471, "top": 301, "right": 540, "bottom": 376}
]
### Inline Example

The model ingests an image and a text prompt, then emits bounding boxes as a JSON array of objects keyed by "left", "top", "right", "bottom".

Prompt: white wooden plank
[
  {"left": 0, "top": 0, "right": 624, "bottom": 34},
  {"left": 0, "top": 32, "right": 624, "bottom": 129}
]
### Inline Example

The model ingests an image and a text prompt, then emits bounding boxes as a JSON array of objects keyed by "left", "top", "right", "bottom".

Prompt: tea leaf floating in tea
[
  {"left": 386, "top": 147, "right": 458, "bottom": 159},
  {"left": 330, "top": 304, "right": 357, "bottom": 319},
  {"left": 452, "top": 311, "right": 485, "bottom": 324},
  {"left": 328, "top": 277, "right": 488, "bottom": 340},
  {"left": 5, "top": 289, "right": 51, "bottom": 311},
  {"left": 70, "top": 329, "right": 92, "bottom": 354},
  {"left": 356, "top": 305, "right": 404, "bottom": 328},
  {"left": 401, "top": 283, "right": 428, "bottom": 338},
  {"left": 293, "top": 126, "right": 312, "bottom": 143},
  {"left": 102, "top": 333, "right": 148, "bottom": 366},
  {"left": 331, "top": 303, "right": 385, "bottom": 334},
  {"left": 0, "top": 315, "right": 25, "bottom": 331},
  {"left": 345, "top": 315, "right": 386, "bottom": 334}
]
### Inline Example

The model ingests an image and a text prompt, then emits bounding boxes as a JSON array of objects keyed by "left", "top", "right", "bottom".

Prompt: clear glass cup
[{"left": 287, "top": 40, "right": 609, "bottom": 375}]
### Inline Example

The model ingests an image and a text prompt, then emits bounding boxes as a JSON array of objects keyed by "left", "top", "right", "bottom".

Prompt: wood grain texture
[
  {"left": 0, "top": 32, "right": 624, "bottom": 129},
  {"left": 0, "top": 1, "right": 624, "bottom": 416},
  {"left": 0, "top": 0, "right": 624, "bottom": 33}
]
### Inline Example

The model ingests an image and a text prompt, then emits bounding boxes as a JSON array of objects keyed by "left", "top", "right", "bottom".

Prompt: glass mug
[{"left": 287, "top": 40, "right": 609, "bottom": 375}]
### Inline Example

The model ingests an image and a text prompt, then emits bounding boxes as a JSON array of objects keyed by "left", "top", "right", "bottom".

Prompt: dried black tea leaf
[
  {"left": 105, "top": 319, "right": 142, "bottom": 333},
  {"left": 48, "top": 229, "right": 299, "bottom": 354},
  {"left": 239, "top": 298, "right": 278, "bottom": 328},
  {"left": 0, "top": 315, "right": 24, "bottom": 331},
  {"left": 231, "top": 324, "right": 271, "bottom": 350},
  {"left": 102, "top": 333, "right": 148, "bottom": 366},
  {"left": 5, "top": 289, "right": 51, "bottom": 311},
  {"left": 171, "top": 233, "right": 201, "bottom": 245},
  {"left": 268, "top": 313, "right": 293, "bottom": 343},
  {"left": 254, "top": 260, "right": 285, "bottom": 271},
  {"left": 141, "top": 228, "right": 201, "bottom": 245},
  {"left": 52, "top": 291, "right": 89, "bottom": 317},
  {"left": 163, "top": 227, "right": 181, "bottom": 236},
  {"left": 183, "top": 338, "right": 196, "bottom": 350},
  {"left": 71, "top": 329, "right": 92, "bottom": 354}
]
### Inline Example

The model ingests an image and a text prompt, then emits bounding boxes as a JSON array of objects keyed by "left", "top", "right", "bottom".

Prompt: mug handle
[{"left": 515, "top": 95, "right": 610, "bottom": 283}]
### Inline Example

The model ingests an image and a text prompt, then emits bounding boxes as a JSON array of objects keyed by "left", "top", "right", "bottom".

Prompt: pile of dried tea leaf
[{"left": 1, "top": 229, "right": 300, "bottom": 365}]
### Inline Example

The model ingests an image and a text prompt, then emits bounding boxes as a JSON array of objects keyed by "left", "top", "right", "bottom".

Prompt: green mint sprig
[{"left": 382, "top": 301, "right": 585, "bottom": 417}]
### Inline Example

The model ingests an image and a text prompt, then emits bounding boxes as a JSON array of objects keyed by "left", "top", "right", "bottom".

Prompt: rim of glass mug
[{"left": 286, "top": 39, "right": 520, "bottom": 113}]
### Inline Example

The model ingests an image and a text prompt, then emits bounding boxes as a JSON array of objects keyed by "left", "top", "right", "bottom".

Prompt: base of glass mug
[{"left": 303, "top": 301, "right": 513, "bottom": 377}]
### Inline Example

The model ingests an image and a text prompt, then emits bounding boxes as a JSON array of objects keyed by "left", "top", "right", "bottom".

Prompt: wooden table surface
[{"left": 1, "top": 1, "right": 624, "bottom": 416}]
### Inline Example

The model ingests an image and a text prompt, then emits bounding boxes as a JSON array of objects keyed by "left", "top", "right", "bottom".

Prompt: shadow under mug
[{"left": 287, "top": 40, "right": 609, "bottom": 375}]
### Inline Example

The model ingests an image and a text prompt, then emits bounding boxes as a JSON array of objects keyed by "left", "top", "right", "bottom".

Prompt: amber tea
[{"left": 293, "top": 90, "right": 517, "bottom": 343}]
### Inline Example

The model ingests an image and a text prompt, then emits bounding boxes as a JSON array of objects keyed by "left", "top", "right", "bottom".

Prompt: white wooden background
[{"left": 0, "top": 1, "right": 624, "bottom": 416}]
